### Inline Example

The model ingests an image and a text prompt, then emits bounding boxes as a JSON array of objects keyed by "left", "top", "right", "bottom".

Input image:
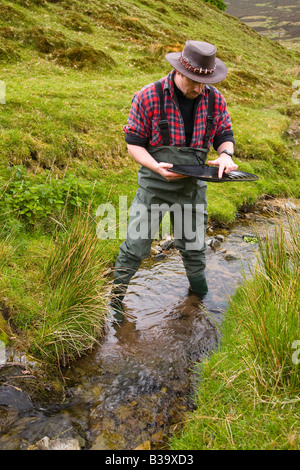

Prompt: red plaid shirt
[{"left": 123, "top": 70, "right": 234, "bottom": 150}]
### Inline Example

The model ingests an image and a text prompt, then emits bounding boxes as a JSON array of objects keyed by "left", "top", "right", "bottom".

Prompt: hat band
[{"left": 179, "top": 55, "right": 216, "bottom": 75}]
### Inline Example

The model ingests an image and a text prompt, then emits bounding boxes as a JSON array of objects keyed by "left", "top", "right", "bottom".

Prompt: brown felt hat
[{"left": 165, "top": 40, "right": 227, "bottom": 84}]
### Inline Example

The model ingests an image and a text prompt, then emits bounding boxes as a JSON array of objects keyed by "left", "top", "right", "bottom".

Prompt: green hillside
[
  {"left": 1, "top": 0, "right": 299, "bottom": 213},
  {"left": 0, "top": 0, "right": 299, "bottom": 360}
]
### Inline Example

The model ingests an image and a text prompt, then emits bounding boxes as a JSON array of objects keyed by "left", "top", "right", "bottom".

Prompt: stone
[
  {"left": 151, "top": 431, "right": 165, "bottom": 444},
  {"left": 134, "top": 440, "right": 151, "bottom": 450},
  {"left": 35, "top": 436, "right": 50, "bottom": 450},
  {"left": 49, "top": 438, "right": 81, "bottom": 450},
  {"left": 91, "top": 431, "right": 125, "bottom": 450},
  {"left": 34, "top": 436, "right": 81, "bottom": 450},
  {"left": 242, "top": 233, "right": 255, "bottom": 240},
  {"left": 155, "top": 253, "right": 166, "bottom": 261},
  {"left": 224, "top": 253, "right": 238, "bottom": 261},
  {"left": 283, "top": 201, "right": 297, "bottom": 211},
  {"left": 206, "top": 237, "right": 221, "bottom": 249},
  {"left": 0, "top": 384, "right": 34, "bottom": 412},
  {"left": 159, "top": 239, "right": 175, "bottom": 251}
]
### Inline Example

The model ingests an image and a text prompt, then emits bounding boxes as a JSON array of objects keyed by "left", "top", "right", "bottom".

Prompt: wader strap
[
  {"left": 154, "top": 80, "right": 170, "bottom": 146},
  {"left": 202, "top": 85, "right": 215, "bottom": 149},
  {"left": 154, "top": 81, "right": 215, "bottom": 149}
]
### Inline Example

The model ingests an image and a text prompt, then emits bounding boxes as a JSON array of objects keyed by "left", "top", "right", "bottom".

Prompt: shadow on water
[{"left": 0, "top": 207, "right": 287, "bottom": 450}]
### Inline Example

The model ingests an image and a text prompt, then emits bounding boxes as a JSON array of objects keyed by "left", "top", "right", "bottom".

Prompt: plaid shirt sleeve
[
  {"left": 123, "top": 83, "right": 159, "bottom": 147},
  {"left": 123, "top": 73, "right": 234, "bottom": 149},
  {"left": 211, "top": 89, "right": 234, "bottom": 150}
]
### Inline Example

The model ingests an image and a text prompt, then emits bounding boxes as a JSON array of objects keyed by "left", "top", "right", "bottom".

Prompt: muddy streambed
[{"left": 0, "top": 200, "right": 296, "bottom": 450}]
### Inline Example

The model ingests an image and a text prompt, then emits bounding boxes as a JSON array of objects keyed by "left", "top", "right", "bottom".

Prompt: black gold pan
[{"left": 167, "top": 164, "right": 259, "bottom": 182}]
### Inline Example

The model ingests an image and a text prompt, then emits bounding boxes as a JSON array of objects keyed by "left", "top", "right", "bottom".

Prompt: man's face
[{"left": 175, "top": 73, "right": 205, "bottom": 100}]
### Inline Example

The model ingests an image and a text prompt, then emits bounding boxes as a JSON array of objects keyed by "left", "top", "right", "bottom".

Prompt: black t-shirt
[{"left": 173, "top": 81, "right": 197, "bottom": 147}]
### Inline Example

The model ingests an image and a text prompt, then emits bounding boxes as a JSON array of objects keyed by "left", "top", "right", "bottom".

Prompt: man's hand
[
  {"left": 155, "top": 162, "right": 187, "bottom": 181},
  {"left": 127, "top": 145, "right": 187, "bottom": 181},
  {"left": 207, "top": 154, "right": 238, "bottom": 179}
]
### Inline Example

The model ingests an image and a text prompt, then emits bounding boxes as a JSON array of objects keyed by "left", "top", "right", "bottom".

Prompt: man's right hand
[
  {"left": 127, "top": 145, "right": 187, "bottom": 181},
  {"left": 155, "top": 162, "right": 187, "bottom": 181}
]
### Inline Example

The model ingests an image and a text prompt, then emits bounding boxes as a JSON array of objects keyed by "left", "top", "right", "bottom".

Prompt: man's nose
[{"left": 193, "top": 83, "right": 203, "bottom": 93}]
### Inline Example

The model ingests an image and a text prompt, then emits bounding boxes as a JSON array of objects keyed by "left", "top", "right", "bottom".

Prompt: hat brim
[{"left": 165, "top": 52, "right": 227, "bottom": 84}]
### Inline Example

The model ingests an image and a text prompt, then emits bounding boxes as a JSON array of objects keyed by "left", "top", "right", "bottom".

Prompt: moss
[
  {"left": 11, "top": 0, "right": 47, "bottom": 7},
  {"left": 0, "top": 4, "right": 26, "bottom": 22},
  {"left": 20, "top": 27, "right": 73, "bottom": 54},
  {"left": 0, "top": 302, "right": 13, "bottom": 346},
  {"left": 0, "top": 40, "right": 21, "bottom": 63},
  {"left": 52, "top": 45, "right": 115, "bottom": 70},
  {"left": 60, "top": 11, "right": 94, "bottom": 33}
]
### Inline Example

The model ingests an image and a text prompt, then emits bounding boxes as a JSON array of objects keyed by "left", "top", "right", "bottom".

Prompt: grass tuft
[
  {"left": 31, "top": 209, "right": 110, "bottom": 365},
  {"left": 169, "top": 209, "right": 300, "bottom": 450}
]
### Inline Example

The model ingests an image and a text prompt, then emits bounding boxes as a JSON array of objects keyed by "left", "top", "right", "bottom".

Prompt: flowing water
[{"left": 0, "top": 203, "right": 293, "bottom": 450}]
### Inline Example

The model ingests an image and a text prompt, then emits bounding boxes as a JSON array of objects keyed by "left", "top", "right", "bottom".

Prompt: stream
[{"left": 0, "top": 200, "right": 296, "bottom": 450}]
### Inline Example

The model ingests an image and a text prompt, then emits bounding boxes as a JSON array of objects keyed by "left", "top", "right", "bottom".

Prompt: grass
[
  {"left": 0, "top": 0, "right": 300, "bottom": 363},
  {"left": 31, "top": 208, "right": 110, "bottom": 365},
  {"left": 169, "top": 209, "right": 300, "bottom": 450},
  {"left": 0, "top": 208, "right": 111, "bottom": 365}
]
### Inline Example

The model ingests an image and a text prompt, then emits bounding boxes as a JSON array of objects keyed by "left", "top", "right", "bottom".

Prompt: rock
[
  {"left": 283, "top": 200, "right": 297, "bottom": 211},
  {"left": 159, "top": 239, "right": 175, "bottom": 251},
  {"left": 0, "top": 383, "right": 34, "bottom": 412},
  {"left": 224, "top": 253, "right": 238, "bottom": 262},
  {"left": 34, "top": 436, "right": 50, "bottom": 450},
  {"left": 90, "top": 431, "right": 126, "bottom": 450},
  {"left": 49, "top": 438, "right": 81, "bottom": 450},
  {"left": 151, "top": 431, "right": 165, "bottom": 444},
  {"left": 134, "top": 440, "right": 151, "bottom": 450},
  {"left": 155, "top": 253, "right": 167, "bottom": 261},
  {"left": 206, "top": 237, "right": 221, "bottom": 249},
  {"left": 215, "top": 234, "right": 225, "bottom": 242},
  {"left": 206, "top": 237, "right": 213, "bottom": 247},
  {"left": 34, "top": 436, "right": 81, "bottom": 450},
  {"left": 242, "top": 233, "right": 255, "bottom": 240}
]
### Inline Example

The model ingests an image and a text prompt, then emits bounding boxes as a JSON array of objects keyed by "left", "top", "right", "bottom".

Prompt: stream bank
[{"left": 0, "top": 197, "right": 298, "bottom": 450}]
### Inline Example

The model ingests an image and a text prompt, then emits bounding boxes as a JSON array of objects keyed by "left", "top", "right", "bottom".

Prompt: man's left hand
[{"left": 207, "top": 155, "right": 238, "bottom": 179}]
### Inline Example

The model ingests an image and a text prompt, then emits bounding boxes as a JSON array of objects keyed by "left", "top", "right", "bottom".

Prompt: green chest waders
[{"left": 112, "top": 82, "right": 215, "bottom": 311}]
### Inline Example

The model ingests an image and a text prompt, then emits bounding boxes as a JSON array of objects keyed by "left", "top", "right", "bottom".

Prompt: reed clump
[
  {"left": 232, "top": 209, "right": 300, "bottom": 395},
  {"left": 32, "top": 210, "right": 110, "bottom": 365}
]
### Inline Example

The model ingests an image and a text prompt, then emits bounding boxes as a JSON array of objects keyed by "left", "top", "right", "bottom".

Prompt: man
[{"left": 110, "top": 40, "right": 238, "bottom": 323}]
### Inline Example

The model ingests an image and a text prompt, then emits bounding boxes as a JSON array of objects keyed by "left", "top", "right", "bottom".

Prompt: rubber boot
[
  {"left": 108, "top": 279, "right": 128, "bottom": 324},
  {"left": 188, "top": 272, "right": 208, "bottom": 298}
]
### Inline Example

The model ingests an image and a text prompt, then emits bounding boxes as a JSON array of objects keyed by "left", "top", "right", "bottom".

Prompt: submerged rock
[
  {"left": 134, "top": 440, "right": 151, "bottom": 450},
  {"left": 91, "top": 431, "right": 126, "bottom": 450}
]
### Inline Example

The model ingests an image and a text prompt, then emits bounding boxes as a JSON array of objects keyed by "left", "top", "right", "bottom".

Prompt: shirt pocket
[{"left": 151, "top": 118, "right": 163, "bottom": 146}]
